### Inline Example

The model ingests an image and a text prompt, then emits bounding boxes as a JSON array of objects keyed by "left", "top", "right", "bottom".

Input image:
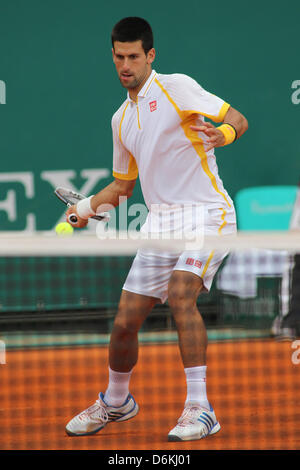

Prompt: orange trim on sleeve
[
  {"left": 181, "top": 102, "right": 230, "bottom": 123},
  {"left": 113, "top": 171, "right": 138, "bottom": 181},
  {"left": 113, "top": 154, "right": 138, "bottom": 181},
  {"left": 213, "top": 102, "right": 230, "bottom": 123}
]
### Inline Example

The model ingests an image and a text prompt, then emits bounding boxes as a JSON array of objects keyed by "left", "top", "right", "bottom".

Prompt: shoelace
[
  {"left": 177, "top": 405, "right": 202, "bottom": 427},
  {"left": 80, "top": 399, "right": 108, "bottom": 424}
]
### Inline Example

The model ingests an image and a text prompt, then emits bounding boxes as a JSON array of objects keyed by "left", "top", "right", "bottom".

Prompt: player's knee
[
  {"left": 168, "top": 273, "right": 202, "bottom": 314},
  {"left": 168, "top": 290, "right": 195, "bottom": 316},
  {"left": 114, "top": 320, "right": 137, "bottom": 338},
  {"left": 112, "top": 312, "right": 140, "bottom": 338},
  {"left": 168, "top": 298, "right": 195, "bottom": 316},
  {"left": 168, "top": 287, "right": 202, "bottom": 326}
]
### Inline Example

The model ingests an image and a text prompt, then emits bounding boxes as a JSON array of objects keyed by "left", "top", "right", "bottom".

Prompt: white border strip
[{"left": 0, "top": 231, "right": 299, "bottom": 256}]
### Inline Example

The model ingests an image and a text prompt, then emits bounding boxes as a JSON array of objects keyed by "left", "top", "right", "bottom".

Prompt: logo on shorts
[
  {"left": 149, "top": 100, "right": 157, "bottom": 112},
  {"left": 186, "top": 258, "right": 202, "bottom": 268}
]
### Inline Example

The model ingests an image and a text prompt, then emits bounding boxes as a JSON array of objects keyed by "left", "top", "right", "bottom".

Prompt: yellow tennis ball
[{"left": 55, "top": 222, "right": 74, "bottom": 236}]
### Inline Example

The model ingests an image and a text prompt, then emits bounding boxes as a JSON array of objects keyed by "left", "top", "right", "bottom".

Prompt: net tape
[{"left": 0, "top": 231, "right": 299, "bottom": 256}]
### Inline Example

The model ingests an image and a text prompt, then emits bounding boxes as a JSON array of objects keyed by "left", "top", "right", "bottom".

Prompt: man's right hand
[{"left": 66, "top": 205, "right": 89, "bottom": 228}]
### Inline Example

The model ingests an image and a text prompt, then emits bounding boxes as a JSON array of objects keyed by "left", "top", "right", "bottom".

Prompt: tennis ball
[{"left": 55, "top": 222, "right": 74, "bottom": 236}]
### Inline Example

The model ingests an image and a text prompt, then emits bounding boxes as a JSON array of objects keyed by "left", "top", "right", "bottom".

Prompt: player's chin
[{"left": 119, "top": 75, "right": 136, "bottom": 88}]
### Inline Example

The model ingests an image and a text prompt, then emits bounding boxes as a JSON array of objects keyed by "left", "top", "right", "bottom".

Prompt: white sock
[
  {"left": 104, "top": 367, "right": 133, "bottom": 407},
  {"left": 184, "top": 365, "right": 210, "bottom": 410}
]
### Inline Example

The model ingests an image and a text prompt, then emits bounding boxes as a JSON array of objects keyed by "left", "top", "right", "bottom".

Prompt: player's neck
[{"left": 128, "top": 68, "right": 152, "bottom": 102}]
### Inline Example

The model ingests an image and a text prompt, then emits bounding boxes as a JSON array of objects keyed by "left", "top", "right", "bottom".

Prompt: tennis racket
[{"left": 54, "top": 187, "right": 110, "bottom": 224}]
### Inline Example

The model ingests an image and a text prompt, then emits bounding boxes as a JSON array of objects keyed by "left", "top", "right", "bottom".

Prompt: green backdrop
[{"left": 0, "top": 0, "right": 299, "bottom": 231}]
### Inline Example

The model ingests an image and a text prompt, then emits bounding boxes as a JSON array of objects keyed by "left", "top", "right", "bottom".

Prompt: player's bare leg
[
  {"left": 167, "top": 270, "right": 207, "bottom": 367},
  {"left": 65, "top": 290, "right": 157, "bottom": 436},
  {"left": 167, "top": 270, "right": 220, "bottom": 441},
  {"left": 109, "top": 290, "right": 158, "bottom": 372}
]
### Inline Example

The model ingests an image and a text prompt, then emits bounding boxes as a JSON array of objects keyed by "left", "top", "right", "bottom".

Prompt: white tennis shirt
[{"left": 112, "top": 70, "right": 234, "bottom": 232}]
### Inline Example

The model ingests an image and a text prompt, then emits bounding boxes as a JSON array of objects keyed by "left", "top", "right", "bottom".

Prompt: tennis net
[{"left": 0, "top": 231, "right": 299, "bottom": 451}]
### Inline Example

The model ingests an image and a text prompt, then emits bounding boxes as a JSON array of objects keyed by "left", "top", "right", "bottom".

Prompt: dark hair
[{"left": 111, "top": 17, "right": 153, "bottom": 54}]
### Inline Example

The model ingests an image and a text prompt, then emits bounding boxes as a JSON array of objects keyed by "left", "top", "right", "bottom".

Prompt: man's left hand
[{"left": 190, "top": 122, "right": 225, "bottom": 152}]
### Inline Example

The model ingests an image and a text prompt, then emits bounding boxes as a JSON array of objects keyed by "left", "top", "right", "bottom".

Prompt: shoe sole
[
  {"left": 66, "top": 424, "right": 106, "bottom": 437},
  {"left": 65, "top": 404, "right": 139, "bottom": 436},
  {"left": 168, "top": 421, "right": 221, "bottom": 442}
]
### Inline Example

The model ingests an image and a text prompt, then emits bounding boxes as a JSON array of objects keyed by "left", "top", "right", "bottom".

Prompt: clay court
[{"left": 1, "top": 338, "right": 299, "bottom": 450}]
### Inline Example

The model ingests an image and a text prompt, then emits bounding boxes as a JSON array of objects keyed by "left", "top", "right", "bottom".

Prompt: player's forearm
[
  {"left": 223, "top": 106, "right": 248, "bottom": 140},
  {"left": 90, "top": 178, "right": 136, "bottom": 213},
  {"left": 189, "top": 105, "right": 248, "bottom": 152}
]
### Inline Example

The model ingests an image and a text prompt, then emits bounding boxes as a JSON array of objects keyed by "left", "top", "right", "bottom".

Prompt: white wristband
[{"left": 76, "top": 196, "right": 96, "bottom": 220}]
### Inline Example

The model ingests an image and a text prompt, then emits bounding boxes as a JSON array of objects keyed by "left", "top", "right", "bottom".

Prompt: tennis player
[{"left": 65, "top": 17, "right": 248, "bottom": 441}]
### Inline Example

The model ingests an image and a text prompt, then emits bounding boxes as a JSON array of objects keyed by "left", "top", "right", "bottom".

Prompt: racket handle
[{"left": 68, "top": 213, "right": 78, "bottom": 224}]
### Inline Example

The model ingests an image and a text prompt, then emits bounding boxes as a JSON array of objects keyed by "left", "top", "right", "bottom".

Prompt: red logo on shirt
[
  {"left": 186, "top": 258, "right": 194, "bottom": 265},
  {"left": 194, "top": 260, "right": 202, "bottom": 268},
  {"left": 186, "top": 258, "right": 202, "bottom": 268},
  {"left": 149, "top": 100, "right": 157, "bottom": 112}
]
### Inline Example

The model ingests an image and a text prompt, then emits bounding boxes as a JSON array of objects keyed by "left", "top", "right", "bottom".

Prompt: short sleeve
[
  {"left": 112, "top": 112, "right": 138, "bottom": 181},
  {"left": 160, "top": 74, "right": 230, "bottom": 123}
]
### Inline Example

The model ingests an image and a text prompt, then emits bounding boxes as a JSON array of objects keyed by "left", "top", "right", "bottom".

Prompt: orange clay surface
[{"left": 0, "top": 339, "right": 299, "bottom": 450}]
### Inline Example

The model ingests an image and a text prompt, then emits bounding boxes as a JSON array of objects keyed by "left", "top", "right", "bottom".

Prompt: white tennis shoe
[
  {"left": 65, "top": 392, "right": 139, "bottom": 436},
  {"left": 168, "top": 402, "right": 221, "bottom": 441}
]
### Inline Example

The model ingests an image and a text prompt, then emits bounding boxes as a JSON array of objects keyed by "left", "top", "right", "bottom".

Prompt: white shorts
[{"left": 123, "top": 205, "right": 237, "bottom": 303}]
